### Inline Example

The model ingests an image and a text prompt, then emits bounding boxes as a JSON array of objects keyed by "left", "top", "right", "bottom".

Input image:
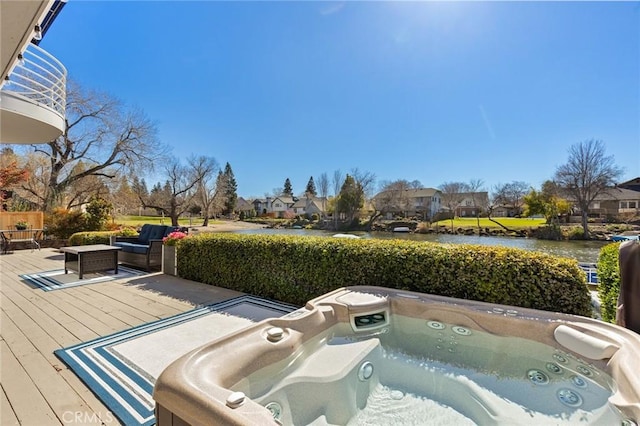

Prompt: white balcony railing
[{"left": 2, "top": 42, "right": 66, "bottom": 117}]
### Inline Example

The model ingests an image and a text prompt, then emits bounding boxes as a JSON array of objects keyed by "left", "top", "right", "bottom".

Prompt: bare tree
[
  {"left": 332, "top": 169, "right": 343, "bottom": 228},
  {"left": 63, "top": 161, "right": 111, "bottom": 209},
  {"left": 409, "top": 180, "right": 422, "bottom": 189},
  {"left": 351, "top": 168, "right": 376, "bottom": 228},
  {"left": 493, "top": 181, "right": 529, "bottom": 216},
  {"left": 486, "top": 183, "right": 529, "bottom": 235},
  {"left": 317, "top": 172, "right": 329, "bottom": 219},
  {"left": 555, "top": 139, "right": 623, "bottom": 238},
  {"left": 371, "top": 179, "right": 413, "bottom": 222},
  {"left": 192, "top": 156, "right": 221, "bottom": 226},
  {"left": 351, "top": 168, "right": 376, "bottom": 200},
  {"left": 467, "top": 178, "right": 485, "bottom": 231},
  {"left": 137, "top": 156, "right": 211, "bottom": 226},
  {"left": 439, "top": 181, "right": 469, "bottom": 231},
  {"left": 332, "top": 169, "right": 343, "bottom": 197},
  {"left": 20, "top": 81, "right": 164, "bottom": 212}
]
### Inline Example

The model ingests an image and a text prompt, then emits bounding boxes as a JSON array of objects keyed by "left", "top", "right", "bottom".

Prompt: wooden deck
[{"left": 0, "top": 248, "right": 245, "bottom": 425}]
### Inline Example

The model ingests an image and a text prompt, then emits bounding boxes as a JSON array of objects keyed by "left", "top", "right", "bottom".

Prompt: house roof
[
  {"left": 458, "top": 191, "right": 489, "bottom": 200},
  {"left": 291, "top": 197, "right": 326, "bottom": 209},
  {"left": 291, "top": 199, "right": 306, "bottom": 208},
  {"left": 405, "top": 188, "right": 441, "bottom": 198},
  {"left": 563, "top": 187, "right": 640, "bottom": 202},
  {"left": 373, "top": 187, "right": 441, "bottom": 200},
  {"left": 235, "top": 197, "right": 252, "bottom": 210},
  {"left": 593, "top": 187, "right": 640, "bottom": 201},
  {"left": 617, "top": 177, "right": 640, "bottom": 192},
  {"left": 273, "top": 196, "right": 295, "bottom": 205}
]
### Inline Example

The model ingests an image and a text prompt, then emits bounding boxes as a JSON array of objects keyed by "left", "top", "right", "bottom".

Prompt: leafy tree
[
  {"left": 336, "top": 174, "right": 364, "bottom": 223},
  {"left": 223, "top": 162, "right": 238, "bottom": 216},
  {"left": 283, "top": 178, "right": 293, "bottom": 197},
  {"left": 555, "top": 140, "right": 623, "bottom": 238},
  {"left": 110, "top": 176, "right": 140, "bottom": 215},
  {"left": 19, "top": 80, "right": 163, "bottom": 212},
  {"left": 131, "top": 176, "right": 149, "bottom": 201},
  {"left": 305, "top": 176, "right": 317, "bottom": 196},
  {"left": 523, "top": 180, "right": 572, "bottom": 225},
  {"left": 0, "top": 148, "right": 29, "bottom": 207},
  {"left": 210, "top": 171, "right": 228, "bottom": 218},
  {"left": 84, "top": 196, "right": 113, "bottom": 231}
]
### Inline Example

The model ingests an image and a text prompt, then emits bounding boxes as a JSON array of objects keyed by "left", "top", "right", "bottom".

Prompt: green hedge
[
  {"left": 178, "top": 234, "right": 592, "bottom": 316},
  {"left": 597, "top": 242, "right": 621, "bottom": 323},
  {"left": 68, "top": 231, "right": 122, "bottom": 246}
]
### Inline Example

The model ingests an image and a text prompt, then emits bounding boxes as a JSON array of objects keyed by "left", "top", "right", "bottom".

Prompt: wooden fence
[{"left": 0, "top": 211, "right": 44, "bottom": 230}]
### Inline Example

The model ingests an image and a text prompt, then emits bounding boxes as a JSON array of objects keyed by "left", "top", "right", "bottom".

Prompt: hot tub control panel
[{"left": 351, "top": 311, "right": 388, "bottom": 331}]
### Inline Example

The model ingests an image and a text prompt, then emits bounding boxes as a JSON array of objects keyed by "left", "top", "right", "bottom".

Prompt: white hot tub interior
[{"left": 153, "top": 287, "right": 640, "bottom": 426}]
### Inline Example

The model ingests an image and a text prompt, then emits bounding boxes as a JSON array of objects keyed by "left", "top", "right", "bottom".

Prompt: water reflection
[{"left": 234, "top": 228, "right": 608, "bottom": 263}]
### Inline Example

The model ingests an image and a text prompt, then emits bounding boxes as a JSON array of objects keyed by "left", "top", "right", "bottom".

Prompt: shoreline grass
[{"left": 431, "top": 217, "right": 547, "bottom": 229}]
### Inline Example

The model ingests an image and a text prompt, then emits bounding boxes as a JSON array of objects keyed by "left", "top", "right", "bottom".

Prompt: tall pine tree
[
  {"left": 305, "top": 176, "right": 316, "bottom": 197},
  {"left": 283, "top": 178, "right": 293, "bottom": 197},
  {"left": 223, "top": 162, "right": 237, "bottom": 215}
]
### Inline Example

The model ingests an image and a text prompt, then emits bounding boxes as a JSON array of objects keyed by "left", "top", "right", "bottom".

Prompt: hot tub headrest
[{"left": 554, "top": 325, "right": 619, "bottom": 360}]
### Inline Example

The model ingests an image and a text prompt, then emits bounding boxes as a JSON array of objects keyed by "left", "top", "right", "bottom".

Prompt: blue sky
[{"left": 42, "top": 1, "right": 639, "bottom": 198}]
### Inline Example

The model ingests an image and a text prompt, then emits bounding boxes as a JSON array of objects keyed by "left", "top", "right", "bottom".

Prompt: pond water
[{"left": 234, "top": 228, "right": 608, "bottom": 263}]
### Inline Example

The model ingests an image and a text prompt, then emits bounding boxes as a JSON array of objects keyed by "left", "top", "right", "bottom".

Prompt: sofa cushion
[
  {"left": 112, "top": 242, "right": 131, "bottom": 249},
  {"left": 118, "top": 243, "right": 137, "bottom": 253},
  {"left": 127, "top": 243, "right": 150, "bottom": 255},
  {"left": 137, "top": 224, "right": 154, "bottom": 244},
  {"left": 148, "top": 225, "right": 167, "bottom": 241}
]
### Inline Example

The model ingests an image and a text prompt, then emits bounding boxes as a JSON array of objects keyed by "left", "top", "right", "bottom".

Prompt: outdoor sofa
[{"left": 110, "top": 224, "right": 183, "bottom": 271}]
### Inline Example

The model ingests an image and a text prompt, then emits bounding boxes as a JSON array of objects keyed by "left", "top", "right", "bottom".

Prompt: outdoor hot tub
[{"left": 153, "top": 287, "right": 640, "bottom": 425}]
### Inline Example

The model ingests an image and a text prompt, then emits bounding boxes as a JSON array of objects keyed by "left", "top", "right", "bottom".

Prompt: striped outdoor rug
[
  {"left": 20, "top": 265, "right": 147, "bottom": 291},
  {"left": 55, "top": 295, "right": 298, "bottom": 426}
]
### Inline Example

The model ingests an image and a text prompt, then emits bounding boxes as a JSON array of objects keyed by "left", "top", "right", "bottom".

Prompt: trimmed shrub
[
  {"left": 68, "top": 231, "right": 125, "bottom": 246},
  {"left": 179, "top": 234, "right": 592, "bottom": 316},
  {"left": 45, "top": 208, "right": 87, "bottom": 239},
  {"left": 597, "top": 242, "right": 621, "bottom": 323},
  {"left": 566, "top": 227, "right": 587, "bottom": 240}
]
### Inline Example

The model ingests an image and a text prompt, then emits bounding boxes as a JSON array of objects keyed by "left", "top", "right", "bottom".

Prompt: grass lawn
[
  {"left": 114, "top": 215, "right": 216, "bottom": 227},
  {"left": 432, "top": 217, "right": 547, "bottom": 229}
]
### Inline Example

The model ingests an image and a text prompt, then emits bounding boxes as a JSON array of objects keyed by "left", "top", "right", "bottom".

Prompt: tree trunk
[
  {"left": 487, "top": 212, "right": 523, "bottom": 236},
  {"left": 581, "top": 211, "right": 589, "bottom": 239}
]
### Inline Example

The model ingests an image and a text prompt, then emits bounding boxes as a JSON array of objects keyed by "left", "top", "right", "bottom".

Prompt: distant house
[
  {"left": 454, "top": 192, "right": 489, "bottom": 217},
  {"left": 617, "top": 177, "right": 640, "bottom": 193},
  {"left": 252, "top": 196, "right": 297, "bottom": 218},
  {"left": 291, "top": 197, "right": 326, "bottom": 217},
  {"left": 372, "top": 188, "right": 442, "bottom": 220},
  {"left": 490, "top": 204, "right": 520, "bottom": 218},
  {"left": 235, "top": 197, "right": 254, "bottom": 216},
  {"left": 572, "top": 187, "right": 640, "bottom": 219}
]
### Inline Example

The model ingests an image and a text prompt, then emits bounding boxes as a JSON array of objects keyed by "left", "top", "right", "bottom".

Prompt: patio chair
[
  {"left": 1, "top": 231, "right": 11, "bottom": 254},
  {"left": 617, "top": 240, "right": 640, "bottom": 333}
]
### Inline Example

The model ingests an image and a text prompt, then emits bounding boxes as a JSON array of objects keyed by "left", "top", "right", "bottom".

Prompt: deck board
[
  {"left": 1, "top": 340, "right": 59, "bottom": 425},
  {"left": 1, "top": 384, "right": 20, "bottom": 425},
  {"left": 0, "top": 247, "right": 244, "bottom": 425}
]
